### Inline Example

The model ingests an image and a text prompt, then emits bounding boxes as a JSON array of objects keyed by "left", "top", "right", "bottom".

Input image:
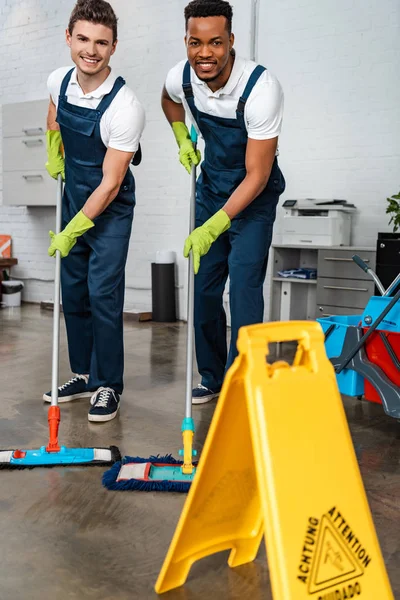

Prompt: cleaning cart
[{"left": 318, "top": 255, "right": 400, "bottom": 419}]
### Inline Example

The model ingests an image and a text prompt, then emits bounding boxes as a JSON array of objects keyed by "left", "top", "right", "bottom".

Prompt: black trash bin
[{"left": 151, "top": 259, "right": 176, "bottom": 323}]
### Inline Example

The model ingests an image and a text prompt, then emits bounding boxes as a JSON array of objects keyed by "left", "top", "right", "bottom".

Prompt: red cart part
[{"left": 363, "top": 329, "right": 400, "bottom": 405}]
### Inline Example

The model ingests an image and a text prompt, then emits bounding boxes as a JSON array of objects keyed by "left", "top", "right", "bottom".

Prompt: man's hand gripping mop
[
  {"left": 102, "top": 128, "right": 199, "bottom": 492},
  {"left": 0, "top": 175, "right": 120, "bottom": 468}
]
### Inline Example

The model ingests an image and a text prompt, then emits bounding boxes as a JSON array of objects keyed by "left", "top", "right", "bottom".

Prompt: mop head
[
  {"left": 0, "top": 445, "right": 121, "bottom": 469},
  {"left": 102, "top": 454, "right": 197, "bottom": 492}
]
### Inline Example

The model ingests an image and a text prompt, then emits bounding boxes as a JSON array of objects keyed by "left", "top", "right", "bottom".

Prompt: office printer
[{"left": 281, "top": 199, "right": 356, "bottom": 246}]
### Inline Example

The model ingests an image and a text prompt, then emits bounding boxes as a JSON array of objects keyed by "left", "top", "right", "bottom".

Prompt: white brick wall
[
  {"left": 259, "top": 0, "right": 400, "bottom": 249},
  {"left": 0, "top": 0, "right": 399, "bottom": 317}
]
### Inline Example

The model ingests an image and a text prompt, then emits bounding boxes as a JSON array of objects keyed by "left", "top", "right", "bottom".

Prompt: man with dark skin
[{"left": 162, "top": 0, "right": 285, "bottom": 403}]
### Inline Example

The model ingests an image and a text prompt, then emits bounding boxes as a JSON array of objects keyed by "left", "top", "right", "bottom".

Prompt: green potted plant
[{"left": 386, "top": 191, "right": 400, "bottom": 233}]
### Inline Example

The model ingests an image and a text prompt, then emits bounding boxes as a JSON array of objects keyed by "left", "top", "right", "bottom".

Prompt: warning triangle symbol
[{"left": 308, "top": 515, "right": 364, "bottom": 594}]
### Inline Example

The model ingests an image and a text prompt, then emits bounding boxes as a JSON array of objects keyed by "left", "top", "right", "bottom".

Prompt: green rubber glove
[
  {"left": 172, "top": 122, "right": 201, "bottom": 174},
  {"left": 45, "top": 130, "right": 65, "bottom": 181},
  {"left": 184, "top": 209, "right": 231, "bottom": 274},
  {"left": 48, "top": 210, "right": 94, "bottom": 258}
]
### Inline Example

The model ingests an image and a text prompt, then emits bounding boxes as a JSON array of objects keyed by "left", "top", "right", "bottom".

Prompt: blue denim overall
[
  {"left": 182, "top": 61, "right": 286, "bottom": 391},
  {"left": 56, "top": 69, "right": 136, "bottom": 393}
]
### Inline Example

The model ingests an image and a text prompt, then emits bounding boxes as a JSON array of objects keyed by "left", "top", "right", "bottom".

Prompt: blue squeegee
[{"left": 0, "top": 175, "right": 120, "bottom": 469}]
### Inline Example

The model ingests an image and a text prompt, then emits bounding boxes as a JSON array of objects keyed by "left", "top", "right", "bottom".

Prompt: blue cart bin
[
  {"left": 317, "top": 315, "right": 364, "bottom": 397},
  {"left": 361, "top": 296, "right": 400, "bottom": 332}
]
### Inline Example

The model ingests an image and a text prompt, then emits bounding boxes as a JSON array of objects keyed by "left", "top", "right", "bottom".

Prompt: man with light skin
[
  {"left": 44, "top": 0, "right": 145, "bottom": 422},
  {"left": 162, "top": 0, "right": 285, "bottom": 403}
]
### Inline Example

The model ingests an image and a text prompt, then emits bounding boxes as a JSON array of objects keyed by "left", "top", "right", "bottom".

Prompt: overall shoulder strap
[
  {"left": 182, "top": 61, "right": 194, "bottom": 100},
  {"left": 181, "top": 61, "right": 199, "bottom": 129},
  {"left": 59, "top": 68, "right": 75, "bottom": 100},
  {"left": 236, "top": 65, "right": 266, "bottom": 117},
  {"left": 96, "top": 76, "right": 126, "bottom": 115}
]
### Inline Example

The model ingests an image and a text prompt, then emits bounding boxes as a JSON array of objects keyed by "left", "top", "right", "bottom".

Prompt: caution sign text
[{"left": 298, "top": 507, "right": 371, "bottom": 596}]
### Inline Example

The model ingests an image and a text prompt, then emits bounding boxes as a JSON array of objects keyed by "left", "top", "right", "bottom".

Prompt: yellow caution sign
[{"left": 155, "top": 322, "right": 394, "bottom": 599}]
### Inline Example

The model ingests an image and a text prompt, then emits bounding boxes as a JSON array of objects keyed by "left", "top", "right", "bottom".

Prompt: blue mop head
[
  {"left": 0, "top": 446, "right": 121, "bottom": 469},
  {"left": 102, "top": 454, "right": 197, "bottom": 493}
]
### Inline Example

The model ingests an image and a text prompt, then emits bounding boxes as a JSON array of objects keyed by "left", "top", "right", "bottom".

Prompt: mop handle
[
  {"left": 185, "top": 126, "right": 198, "bottom": 420},
  {"left": 50, "top": 174, "right": 63, "bottom": 408}
]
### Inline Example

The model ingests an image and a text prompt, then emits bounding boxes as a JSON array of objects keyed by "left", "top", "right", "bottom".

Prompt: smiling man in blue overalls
[
  {"left": 162, "top": 0, "right": 285, "bottom": 404},
  {"left": 43, "top": 0, "right": 145, "bottom": 422}
]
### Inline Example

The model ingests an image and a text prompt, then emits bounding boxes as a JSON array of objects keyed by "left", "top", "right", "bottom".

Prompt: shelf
[
  {"left": 272, "top": 244, "right": 375, "bottom": 251},
  {"left": 0, "top": 258, "right": 18, "bottom": 268},
  {"left": 273, "top": 277, "right": 317, "bottom": 285},
  {"left": 270, "top": 245, "right": 376, "bottom": 322}
]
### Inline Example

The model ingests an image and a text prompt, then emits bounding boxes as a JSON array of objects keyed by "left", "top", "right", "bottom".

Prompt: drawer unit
[
  {"left": 3, "top": 99, "right": 48, "bottom": 138},
  {"left": 3, "top": 170, "right": 56, "bottom": 207},
  {"left": 317, "top": 276, "right": 374, "bottom": 309},
  {"left": 318, "top": 249, "right": 376, "bottom": 280},
  {"left": 3, "top": 136, "right": 46, "bottom": 172},
  {"left": 2, "top": 99, "right": 55, "bottom": 206},
  {"left": 269, "top": 244, "right": 376, "bottom": 323},
  {"left": 316, "top": 304, "right": 363, "bottom": 318}
]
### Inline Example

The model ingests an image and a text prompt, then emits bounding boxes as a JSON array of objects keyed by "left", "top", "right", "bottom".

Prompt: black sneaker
[
  {"left": 192, "top": 384, "right": 220, "bottom": 405},
  {"left": 88, "top": 387, "right": 120, "bottom": 422},
  {"left": 43, "top": 374, "right": 92, "bottom": 403}
]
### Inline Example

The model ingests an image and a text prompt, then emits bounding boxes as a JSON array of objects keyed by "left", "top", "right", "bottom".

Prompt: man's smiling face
[
  {"left": 185, "top": 15, "right": 234, "bottom": 85},
  {"left": 66, "top": 20, "right": 117, "bottom": 78}
]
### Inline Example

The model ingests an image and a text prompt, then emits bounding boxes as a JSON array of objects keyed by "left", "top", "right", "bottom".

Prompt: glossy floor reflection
[{"left": 0, "top": 305, "right": 399, "bottom": 599}]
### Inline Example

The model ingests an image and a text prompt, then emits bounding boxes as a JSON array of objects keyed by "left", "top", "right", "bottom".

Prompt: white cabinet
[
  {"left": 2, "top": 99, "right": 56, "bottom": 206},
  {"left": 3, "top": 136, "right": 46, "bottom": 171},
  {"left": 3, "top": 170, "right": 57, "bottom": 207},
  {"left": 2, "top": 99, "right": 48, "bottom": 138},
  {"left": 269, "top": 244, "right": 376, "bottom": 321}
]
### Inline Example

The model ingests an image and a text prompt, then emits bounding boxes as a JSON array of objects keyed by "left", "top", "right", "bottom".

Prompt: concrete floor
[{"left": 0, "top": 304, "right": 399, "bottom": 599}]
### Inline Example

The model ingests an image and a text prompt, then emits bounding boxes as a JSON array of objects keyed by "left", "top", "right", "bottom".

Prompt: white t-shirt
[
  {"left": 165, "top": 56, "right": 284, "bottom": 140},
  {"left": 47, "top": 66, "right": 145, "bottom": 153}
]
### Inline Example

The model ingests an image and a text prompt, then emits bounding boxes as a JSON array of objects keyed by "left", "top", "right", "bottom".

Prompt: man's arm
[
  {"left": 222, "top": 76, "right": 283, "bottom": 219},
  {"left": 45, "top": 97, "right": 64, "bottom": 180},
  {"left": 47, "top": 119, "right": 137, "bottom": 259},
  {"left": 47, "top": 97, "right": 59, "bottom": 131},
  {"left": 183, "top": 137, "right": 278, "bottom": 273},
  {"left": 222, "top": 136, "right": 278, "bottom": 220},
  {"left": 161, "top": 85, "right": 186, "bottom": 124},
  {"left": 82, "top": 147, "right": 134, "bottom": 221}
]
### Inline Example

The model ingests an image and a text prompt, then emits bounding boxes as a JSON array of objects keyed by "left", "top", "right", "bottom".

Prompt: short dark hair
[
  {"left": 184, "top": 0, "right": 233, "bottom": 35},
  {"left": 68, "top": 0, "right": 118, "bottom": 43}
]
